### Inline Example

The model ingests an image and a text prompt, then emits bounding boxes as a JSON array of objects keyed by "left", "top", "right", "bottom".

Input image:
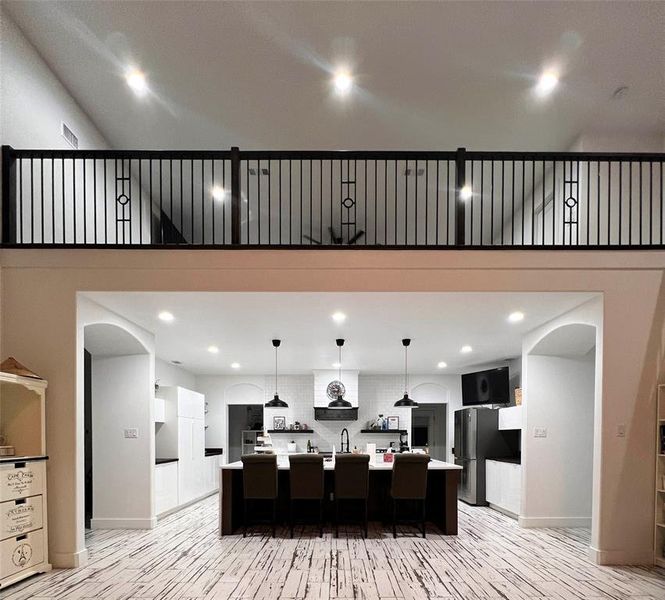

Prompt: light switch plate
[
  {"left": 534, "top": 426, "right": 547, "bottom": 438},
  {"left": 124, "top": 428, "right": 139, "bottom": 439}
]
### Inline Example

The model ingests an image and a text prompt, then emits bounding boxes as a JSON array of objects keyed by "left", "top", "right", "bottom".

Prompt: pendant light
[
  {"left": 395, "top": 338, "right": 418, "bottom": 407},
  {"left": 265, "top": 339, "right": 288, "bottom": 408},
  {"left": 328, "top": 339, "right": 352, "bottom": 409}
]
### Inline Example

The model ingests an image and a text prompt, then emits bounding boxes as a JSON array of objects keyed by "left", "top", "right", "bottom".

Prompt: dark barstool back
[
  {"left": 391, "top": 453, "right": 430, "bottom": 499},
  {"left": 241, "top": 454, "right": 278, "bottom": 499},
  {"left": 334, "top": 453, "right": 370, "bottom": 499},
  {"left": 289, "top": 454, "right": 324, "bottom": 499}
]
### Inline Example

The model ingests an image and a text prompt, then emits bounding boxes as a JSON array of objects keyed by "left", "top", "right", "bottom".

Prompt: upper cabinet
[{"left": 498, "top": 405, "right": 522, "bottom": 430}]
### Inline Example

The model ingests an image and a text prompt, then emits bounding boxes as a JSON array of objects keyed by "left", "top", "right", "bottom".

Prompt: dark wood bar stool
[
  {"left": 241, "top": 454, "right": 278, "bottom": 538},
  {"left": 390, "top": 453, "right": 430, "bottom": 538},
  {"left": 334, "top": 454, "right": 369, "bottom": 538},
  {"left": 288, "top": 454, "right": 324, "bottom": 538}
]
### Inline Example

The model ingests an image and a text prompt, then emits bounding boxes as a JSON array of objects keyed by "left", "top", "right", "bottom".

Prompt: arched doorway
[
  {"left": 84, "top": 323, "right": 153, "bottom": 529},
  {"left": 521, "top": 323, "right": 598, "bottom": 547}
]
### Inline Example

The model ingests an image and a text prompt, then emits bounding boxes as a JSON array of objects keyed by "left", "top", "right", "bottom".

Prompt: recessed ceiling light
[
  {"left": 207, "top": 345, "right": 219, "bottom": 354},
  {"left": 535, "top": 71, "right": 559, "bottom": 97},
  {"left": 460, "top": 185, "right": 472, "bottom": 201},
  {"left": 460, "top": 345, "right": 473, "bottom": 354},
  {"left": 332, "top": 362, "right": 342, "bottom": 369},
  {"left": 212, "top": 186, "right": 226, "bottom": 202},
  {"left": 437, "top": 361, "right": 448, "bottom": 369},
  {"left": 332, "top": 312, "right": 347, "bottom": 323},
  {"left": 508, "top": 311, "right": 525, "bottom": 323},
  {"left": 125, "top": 68, "right": 148, "bottom": 97},
  {"left": 332, "top": 68, "right": 353, "bottom": 97},
  {"left": 158, "top": 311, "right": 174, "bottom": 322},
  {"left": 231, "top": 362, "right": 240, "bottom": 369}
]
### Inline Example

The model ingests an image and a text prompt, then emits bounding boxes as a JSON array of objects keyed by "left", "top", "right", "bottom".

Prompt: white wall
[
  {"left": 91, "top": 353, "right": 154, "bottom": 529},
  {"left": 521, "top": 350, "right": 595, "bottom": 527},
  {"left": 155, "top": 358, "right": 196, "bottom": 391}
]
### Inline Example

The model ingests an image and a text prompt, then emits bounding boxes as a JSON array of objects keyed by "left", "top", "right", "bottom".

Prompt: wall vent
[{"left": 61, "top": 122, "right": 79, "bottom": 149}]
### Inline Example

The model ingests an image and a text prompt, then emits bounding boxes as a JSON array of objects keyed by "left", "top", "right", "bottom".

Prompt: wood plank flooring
[{"left": 2, "top": 495, "right": 664, "bottom": 600}]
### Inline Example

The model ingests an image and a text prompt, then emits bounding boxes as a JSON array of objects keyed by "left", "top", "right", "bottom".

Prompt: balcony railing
[{"left": 2, "top": 146, "right": 664, "bottom": 249}]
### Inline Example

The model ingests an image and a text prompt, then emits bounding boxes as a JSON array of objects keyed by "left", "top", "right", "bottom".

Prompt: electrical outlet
[
  {"left": 124, "top": 428, "right": 139, "bottom": 439},
  {"left": 534, "top": 427, "right": 547, "bottom": 438},
  {"left": 616, "top": 424, "right": 626, "bottom": 437}
]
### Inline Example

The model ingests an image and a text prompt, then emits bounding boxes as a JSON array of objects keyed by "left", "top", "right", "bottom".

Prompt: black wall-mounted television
[{"left": 461, "top": 367, "right": 510, "bottom": 406}]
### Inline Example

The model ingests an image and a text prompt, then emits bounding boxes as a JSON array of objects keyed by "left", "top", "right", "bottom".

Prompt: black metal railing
[{"left": 2, "top": 145, "right": 664, "bottom": 248}]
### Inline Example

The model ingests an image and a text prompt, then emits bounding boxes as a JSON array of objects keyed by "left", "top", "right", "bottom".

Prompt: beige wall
[{"left": 1, "top": 249, "right": 665, "bottom": 566}]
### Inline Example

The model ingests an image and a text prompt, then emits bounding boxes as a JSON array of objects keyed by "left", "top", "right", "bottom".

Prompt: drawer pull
[
  {"left": 15, "top": 462, "right": 27, "bottom": 469},
  {"left": 15, "top": 498, "right": 27, "bottom": 505},
  {"left": 16, "top": 534, "right": 27, "bottom": 541}
]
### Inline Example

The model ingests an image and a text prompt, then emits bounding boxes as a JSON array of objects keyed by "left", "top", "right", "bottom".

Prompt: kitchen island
[{"left": 219, "top": 457, "right": 462, "bottom": 536}]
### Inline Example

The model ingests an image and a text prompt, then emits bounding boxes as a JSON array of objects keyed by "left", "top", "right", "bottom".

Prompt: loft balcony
[{"left": 1, "top": 146, "right": 664, "bottom": 249}]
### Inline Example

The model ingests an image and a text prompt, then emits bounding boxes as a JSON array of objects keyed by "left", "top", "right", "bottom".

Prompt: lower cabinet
[
  {"left": 486, "top": 460, "right": 522, "bottom": 516},
  {"left": 203, "top": 455, "right": 221, "bottom": 494},
  {"left": 154, "top": 462, "right": 178, "bottom": 515}
]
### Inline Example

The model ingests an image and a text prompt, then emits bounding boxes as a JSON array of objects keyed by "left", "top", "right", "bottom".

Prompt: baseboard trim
[
  {"left": 488, "top": 503, "right": 518, "bottom": 520},
  {"left": 90, "top": 517, "right": 157, "bottom": 529},
  {"left": 518, "top": 516, "right": 592, "bottom": 528},
  {"left": 157, "top": 490, "right": 218, "bottom": 519},
  {"left": 50, "top": 548, "right": 88, "bottom": 568},
  {"left": 589, "top": 545, "right": 654, "bottom": 566}
]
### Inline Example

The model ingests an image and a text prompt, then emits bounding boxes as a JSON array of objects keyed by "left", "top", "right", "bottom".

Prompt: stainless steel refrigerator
[{"left": 453, "top": 407, "right": 517, "bottom": 505}]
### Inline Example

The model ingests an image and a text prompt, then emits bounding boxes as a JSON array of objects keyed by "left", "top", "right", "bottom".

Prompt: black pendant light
[
  {"left": 265, "top": 339, "right": 288, "bottom": 408},
  {"left": 328, "top": 339, "right": 352, "bottom": 409},
  {"left": 395, "top": 338, "right": 418, "bottom": 407}
]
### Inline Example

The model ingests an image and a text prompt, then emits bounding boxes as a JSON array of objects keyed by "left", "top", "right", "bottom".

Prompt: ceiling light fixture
[
  {"left": 212, "top": 186, "right": 226, "bottom": 202},
  {"left": 535, "top": 70, "right": 559, "bottom": 97},
  {"left": 332, "top": 312, "right": 347, "bottom": 324},
  {"left": 437, "top": 361, "right": 448, "bottom": 369},
  {"left": 207, "top": 345, "right": 219, "bottom": 354},
  {"left": 395, "top": 339, "right": 418, "bottom": 407},
  {"left": 332, "top": 68, "right": 353, "bottom": 97},
  {"left": 265, "top": 339, "right": 288, "bottom": 408},
  {"left": 460, "top": 345, "right": 473, "bottom": 354},
  {"left": 158, "top": 311, "right": 174, "bottom": 322},
  {"left": 508, "top": 311, "right": 525, "bottom": 323},
  {"left": 125, "top": 68, "right": 148, "bottom": 97},
  {"left": 328, "top": 339, "right": 352, "bottom": 408},
  {"left": 460, "top": 185, "right": 473, "bottom": 201},
  {"left": 230, "top": 362, "right": 240, "bottom": 369}
]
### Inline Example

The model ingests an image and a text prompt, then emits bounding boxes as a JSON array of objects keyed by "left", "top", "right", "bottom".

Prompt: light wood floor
[{"left": 3, "top": 495, "right": 664, "bottom": 600}]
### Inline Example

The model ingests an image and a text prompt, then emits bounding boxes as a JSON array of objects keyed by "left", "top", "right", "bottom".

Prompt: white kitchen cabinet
[
  {"left": 203, "top": 455, "right": 222, "bottom": 495},
  {"left": 498, "top": 405, "right": 522, "bottom": 430},
  {"left": 154, "top": 462, "right": 178, "bottom": 515},
  {"left": 486, "top": 459, "right": 522, "bottom": 516},
  {"left": 154, "top": 397, "right": 166, "bottom": 424}
]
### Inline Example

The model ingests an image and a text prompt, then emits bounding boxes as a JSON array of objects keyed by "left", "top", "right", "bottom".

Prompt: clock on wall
[{"left": 326, "top": 380, "right": 346, "bottom": 400}]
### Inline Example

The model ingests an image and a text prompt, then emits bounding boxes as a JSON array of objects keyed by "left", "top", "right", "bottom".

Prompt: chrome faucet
[{"left": 340, "top": 428, "right": 350, "bottom": 453}]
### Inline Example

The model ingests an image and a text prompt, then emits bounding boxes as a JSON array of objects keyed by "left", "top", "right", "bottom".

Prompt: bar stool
[
  {"left": 334, "top": 453, "right": 369, "bottom": 538},
  {"left": 390, "top": 453, "right": 430, "bottom": 538},
  {"left": 288, "top": 454, "right": 324, "bottom": 538},
  {"left": 241, "top": 454, "right": 278, "bottom": 538}
]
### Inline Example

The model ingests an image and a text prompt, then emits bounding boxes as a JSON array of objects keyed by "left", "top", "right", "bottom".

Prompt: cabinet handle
[
  {"left": 16, "top": 534, "right": 27, "bottom": 541},
  {"left": 15, "top": 498, "right": 27, "bottom": 505},
  {"left": 15, "top": 462, "right": 27, "bottom": 469}
]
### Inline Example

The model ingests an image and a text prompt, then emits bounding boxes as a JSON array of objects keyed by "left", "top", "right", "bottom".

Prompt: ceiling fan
[{"left": 303, "top": 226, "right": 365, "bottom": 245}]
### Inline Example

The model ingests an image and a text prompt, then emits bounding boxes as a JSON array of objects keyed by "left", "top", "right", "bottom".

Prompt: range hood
[
  {"left": 313, "top": 369, "right": 359, "bottom": 421},
  {"left": 314, "top": 407, "right": 359, "bottom": 421}
]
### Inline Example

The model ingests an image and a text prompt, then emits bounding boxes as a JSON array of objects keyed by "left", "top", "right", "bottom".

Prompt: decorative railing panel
[{"left": 2, "top": 146, "right": 663, "bottom": 248}]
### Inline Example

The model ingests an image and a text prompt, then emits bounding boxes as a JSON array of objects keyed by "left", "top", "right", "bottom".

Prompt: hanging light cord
[
  {"left": 338, "top": 345, "right": 342, "bottom": 383},
  {"left": 274, "top": 346, "right": 278, "bottom": 394},
  {"left": 404, "top": 344, "right": 408, "bottom": 394}
]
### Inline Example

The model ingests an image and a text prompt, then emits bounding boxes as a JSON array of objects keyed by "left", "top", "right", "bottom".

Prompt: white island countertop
[{"left": 222, "top": 457, "right": 462, "bottom": 470}]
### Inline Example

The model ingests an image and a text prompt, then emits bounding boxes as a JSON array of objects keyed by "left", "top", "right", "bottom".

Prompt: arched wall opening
[
  {"left": 83, "top": 322, "right": 154, "bottom": 529},
  {"left": 521, "top": 322, "right": 598, "bottom": 543},
  {"left": 411, "top": 382, "right": 449, "bottom": 461}
]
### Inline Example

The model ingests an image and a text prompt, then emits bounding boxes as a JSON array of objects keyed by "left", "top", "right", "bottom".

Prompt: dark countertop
[
  {"left": 205, "top": 448, "right": 224, "bottom": 457},
  {"left": 487, "top": 457, "right": 521, "bottom": 465},
  {"left": 0, "top": 455, "right": 48, "bottom": 464},
  {"left": 155, "top": 458, "right": 179, "bottom": 465}
]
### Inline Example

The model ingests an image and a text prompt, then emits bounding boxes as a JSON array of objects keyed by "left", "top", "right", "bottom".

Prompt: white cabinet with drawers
[{"left": 0, "top": 360, "right": 51, "bottom": 588}]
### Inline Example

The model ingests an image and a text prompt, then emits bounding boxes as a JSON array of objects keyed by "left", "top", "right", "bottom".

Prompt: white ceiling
[
  {"left": 82, "top": 291, "right": 596, "bottom": 375},
  {"left": 5, "top": 1, "right": 664, "bottom": 151},
  {"left": 84, "top": 323, "right": 148, "bottom": 357}
]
